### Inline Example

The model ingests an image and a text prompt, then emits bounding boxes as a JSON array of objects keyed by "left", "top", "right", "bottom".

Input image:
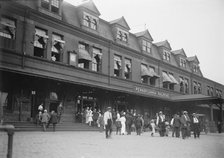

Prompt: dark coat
[
  {"left": 180, "top": 115, "right": 187, "bottom": 128},
  {"left": 135, "top": 117, "right": 143, "bottom": 128},
  {"left": 173, "top": 117, "right": 181, "bottom": 127},
  {"left": 50, "top": 113, "right": 58, "bottom": 124}
]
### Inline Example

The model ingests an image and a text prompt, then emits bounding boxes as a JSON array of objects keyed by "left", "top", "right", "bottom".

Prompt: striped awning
[
  {"left": 162, "top": 72, "right": 172, "bottom": 83},
  {"left": 168, "top": 74, "right": 179, "bottom": 84},
  {"left": 149, "top": 67, "right": 160, "bottom": 78},
  {"left": 141, "top": 65, "right": 153, "bottom": 77},
  {"left": 78, "top": 49, "right": 92, "bottom": 61}
]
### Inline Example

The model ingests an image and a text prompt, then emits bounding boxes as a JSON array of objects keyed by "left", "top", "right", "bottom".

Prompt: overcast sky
[{"left": 65, "top": 0, "right": 224, "bottom": 85}]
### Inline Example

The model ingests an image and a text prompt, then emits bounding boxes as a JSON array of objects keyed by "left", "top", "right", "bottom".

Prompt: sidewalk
[{"left": 0, "top": 131, "right": 224, "bottom": 158}]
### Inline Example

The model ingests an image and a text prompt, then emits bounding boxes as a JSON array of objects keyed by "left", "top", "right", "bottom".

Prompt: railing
[{"left": 0, "top": 125, "right": 15, "bottom": 158}]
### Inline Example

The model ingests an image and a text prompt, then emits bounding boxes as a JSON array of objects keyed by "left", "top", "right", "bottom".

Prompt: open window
[
  {"left": 124, "top": 58, "right": 131, "bottom": 79},
  {"left": 78, "top": 43, "right": 91, "bottom": 69},
  {"left": 0, "top": 17, "right": 16, "bottom": 39},
  {"left": 34, "top": 27, "right": 48, "bottom": 58},
  {"left": 92, "top": 47, "right": 102, "bottom": 72},
  {"left": 184, "top": 78, "right": 189, "bottom": 94},
  {"left": 114, "top": 55, "right": 122, "bottom": 77},
  {"left": 51, "top": 33, "right": 65, "bottom": 62}
]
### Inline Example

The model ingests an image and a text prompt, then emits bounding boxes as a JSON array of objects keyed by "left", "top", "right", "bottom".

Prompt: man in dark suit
[
  {"left": 172, "top": 113, "right": 181, "bottom": 138},
  {"left": 180, "top": 111, "right": 188, "bottom": 139}
]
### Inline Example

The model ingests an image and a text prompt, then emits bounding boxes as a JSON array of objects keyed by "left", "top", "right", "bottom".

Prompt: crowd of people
[
  {"left": 35, "top": 102, "right": 211, "bottom": 137},
  {"left": 35, "top": 102, "right": 63, "bottom": 131},
  {"left": 75, "top": 106, "right": 204, "bottom": 139}
]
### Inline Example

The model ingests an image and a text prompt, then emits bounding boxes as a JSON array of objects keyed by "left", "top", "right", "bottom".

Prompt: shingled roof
[
  {"left": 109, "top": 16, "right": 130, "bottom": 30},
  {"left": 135, "top": 29, "right": 153, "bottom": 42},
  {"left": 154, "top": 40, "right": 172, "bottom": 50}
]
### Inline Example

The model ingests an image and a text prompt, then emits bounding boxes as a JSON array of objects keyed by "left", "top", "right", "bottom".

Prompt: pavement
[{"left": 0, "top": 131, "right": 224, "bottom": 158}]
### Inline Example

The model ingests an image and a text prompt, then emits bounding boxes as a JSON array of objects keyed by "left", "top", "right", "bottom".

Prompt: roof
[
  {"left": 135, "top": 29, "right": 153, "bottom": 41},
  {"left": 172, "top": 48, "right": 186, "bottom": 57},
  {"left": 77, "top": 0, "right": 101, "bottom": 16},
  {"left": 171, "top": 94, "right": 224, "bottom": 104},
  {"left": 109, "top": 16, "right": 130, "bottom": 30},
  {"left": 187, "top": 55, "right": 199, "bottom": 64},
  {"left": 154, "top": 40, "right": 172, "bottom": 50}
]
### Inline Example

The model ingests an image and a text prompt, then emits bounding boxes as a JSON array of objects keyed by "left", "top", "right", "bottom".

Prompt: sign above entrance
[{"left": 134, "top": 86, "right": 170, "bottom": 98}]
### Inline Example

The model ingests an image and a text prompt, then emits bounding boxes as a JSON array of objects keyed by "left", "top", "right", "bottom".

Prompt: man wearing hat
[
  {"left": 180, "top": 111, "right": 188, "bottom": 139},
  {"left": 156, "top": 111, "right": 166, "bottom": 137},
  {"left": 103, "top": 107, "right": 113, "bottom": 138},
  {"left": 192, "top": 113, "right": 200, "bottom": 138}
]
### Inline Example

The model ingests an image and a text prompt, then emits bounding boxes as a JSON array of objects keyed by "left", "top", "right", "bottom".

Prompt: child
[
  {"left": 165, "top": 121, "right": 170, "bottom": 136},
  {"left": 150, "top": 119, "right": 156, "bottom": 136}
]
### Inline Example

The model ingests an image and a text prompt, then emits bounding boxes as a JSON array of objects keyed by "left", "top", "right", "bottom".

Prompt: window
[
  {"left": 184, "top": 78, "right": 189, "bottom": 94},
  {"left": 198, "top": 83, "right": 201, "bottom": 94},
  {"left": 193, "top": 82, "right": 197, "bottom": 94},
  {"left": 92, "top": 47, "right": 102, "bottom": 72},
  {"left": 149, "top": 67, "right": 157, "bottom": 86},
  {"left": 193, "top": 64, "right": 199, "bottom": 73},
  {"left": 142, "top": 40, "right": 151, "bottom": 53},
  {"left": 91, "top": 19, "right": 97, "bottom": 30},
  {"left": 84, "top": 15, "right": 91, "bottom": 27},
  {"left": 179, "top": 77, "right": 184, "bottom": 93},
  {"left": 124, "top": 58, "right": 131, "bottom": 79},
  {"left": 51, "top": 0, "right": 59, "bottom": 14},
  {"left": 0, "top": 17, "right": 16, "bottom": 39},
  {"left": 83, "top": 13, "right": 98, "bottom": 30},
  {"left": 163, "top": 50, "right": 171, "bottom": 61},
  {"left": 141, "top": 64, "right": 149, "bottom": 84},
  {"left": 116, "top": 29, "right": 128, "bottom": 42},
  {"left": 34, "top": 27, "right": 48, "bottom": 58},
  {"left": 162, "top": 71, "right": 170, "bottom": 89},
  {"left": 41, "top": 0, "right": 60, "bottom": 14},
  {"left": 216, "top": 89, "right": 222, "bottom": 98},
  {"left": 78, "top": 43, "right": 90, "bottom": 69},
  {"left": 114, "top": 55, "right": 122, "bottom": 77},
  {"left": 180, "top": 58, "right": 186, "bottom": 68},
  {"left": 210, "top": 87, "right": 213, "bottom": 96},
  {"left": 51, "top": 33, "right": 65, "bottom": 62},
  {"left": 193, "top": 81, "right": 201, "bottom": 94},
  {"left": 69, "top": 51, "right": 77, "bottom": 66},
  {"left": 41, "top": 0, "right": 50, "bottom": 10}
]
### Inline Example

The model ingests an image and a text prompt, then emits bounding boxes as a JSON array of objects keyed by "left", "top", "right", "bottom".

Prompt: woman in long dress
[{"left": 120, "top": 113, "right": 126, "bottom": 135}]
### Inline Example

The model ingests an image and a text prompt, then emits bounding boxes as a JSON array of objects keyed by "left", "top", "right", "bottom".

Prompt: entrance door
[{"left": 49, "top": 102, "right": 59, "bottom": 113}]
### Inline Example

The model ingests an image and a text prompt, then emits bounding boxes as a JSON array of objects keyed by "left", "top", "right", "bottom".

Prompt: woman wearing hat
[{"left": 41, "top": 109, "right": 50, "bottom": 131}]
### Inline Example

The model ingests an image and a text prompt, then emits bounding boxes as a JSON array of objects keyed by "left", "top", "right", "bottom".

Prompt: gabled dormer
[
  {"left": 110, "top": 16, "right": 130, "bottom": 44},
  {"left": 39, "top": 0, "right": 63, "bottom": 20},
  {"left": 135, "top": 29, "right": 153, "bottom": 54},
  {"left": 154, "top": 40, "right": 172, "bottom": 62},
  {"left": 172, "top": 48, "right": 188, "bottom": 69},
  {"left": 187, "top": 55, "right": 203, "bottom": 76},
  {"left": 77, "top": 0, "right": 101, "bottom": 32}
]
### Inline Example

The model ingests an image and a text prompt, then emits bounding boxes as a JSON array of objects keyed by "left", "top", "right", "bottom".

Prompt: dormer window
[
  {"left": 193, "top": 64, "right": 199, "bottom": 72},
  {"left": 51, "top": 0, "right": 60, "bottom": 14},
  {"left": 83, "top": 13, "right": 98, "bottom": 30},
  {"left": 163, "top": 50, "right": 171, "bottom": 61},
  {"left": 116, "top": 29, "right": 128, "bottom": 42},
  {"left": 142, "top": 40, "right": 151, "bottom": 53},
  {"left": 41, "top": 0, "right": 60, "bottom": 14},
  {"left": 180, "top": 58, "right": 186, "bottom": 68}
]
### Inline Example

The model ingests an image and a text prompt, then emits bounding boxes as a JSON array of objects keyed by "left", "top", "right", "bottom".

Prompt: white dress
[{"left": 120, "top": 116, "right": 126, "bottom": 135}]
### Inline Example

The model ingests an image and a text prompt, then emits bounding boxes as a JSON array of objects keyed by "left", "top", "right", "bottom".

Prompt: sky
[{"left": 65, "top": 0, "right": 224, "bottom": 85}]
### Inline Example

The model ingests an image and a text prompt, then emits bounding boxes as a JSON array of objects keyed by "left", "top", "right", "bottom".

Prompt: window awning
[
  {"left": 168, "top": 74, "right": 179, "bottom": 84},
  {"left": 78, "top": 49, "right": 92, "bottom": 61},
  {"left": 162, "top": 72, "right": 172, "bottom": 83},
  {"left": 141, "top": 65, "right": 153, "bottom": 77},
  {"left": 149, "top": 67, "right": 160, "bottom": 78}
]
